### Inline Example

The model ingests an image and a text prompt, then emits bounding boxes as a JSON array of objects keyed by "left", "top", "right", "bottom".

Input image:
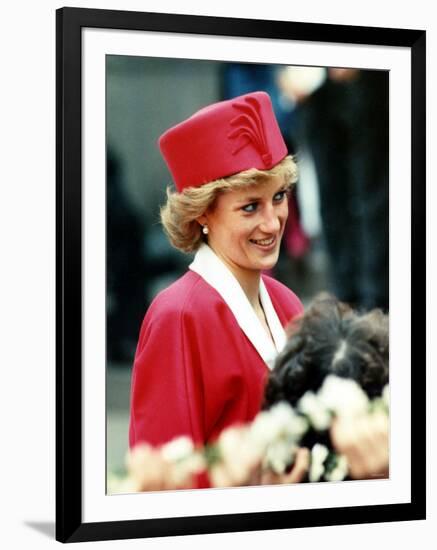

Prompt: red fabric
[
  {"left": 129, "top": 271, "right": 303, "bottom": 451},
  {"left": 284, "top": 194, "right": 311, "bottom": 259},
  {"left": 158, "top": 91, "right": 288, "bottom": 192}
]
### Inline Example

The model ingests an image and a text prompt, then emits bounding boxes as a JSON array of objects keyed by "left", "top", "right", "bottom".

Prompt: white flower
[
  {"left": 249, "top": 403, "right": 308, "bottom": 458},
  {"left": 318, "top": 375, "right": 369, "bottom": 417},
  {"left": 264, "top": 439, "right": 298, "bottom": 475},
  {"left": 218, "top": 427, "right": 248, "bottom": 461},
  {"left": 324, "top": 455, "right": 349, "bottom": 482},
  {"left": 298, "top": 391, "right": 331, "bottom": 430},
  {"left": 161, "top": 436, "right": 194, "bottom": 463},
  {"left": 161, "top": 436, "right": 206, "bottom": 486},
  {"left": 250, "top": 403, "right": 292, "bottom": 445},
  {"left": 309, "top": 443, "right": 329, "bottom": 482},
  {"left": 214, "top": 426, "right": 261, "bottom": 485},
  {"left": 269, "top": 401, "right": 297, "bottom": 429},
  {"left": 270, "top": 402, "right": 309, "bottom": 439},
  {"left": 168, "top": 453, "right": 206, "bottom": 486},
  {"left": 249, "top": 410, "right": 279, "bottom": 450}
]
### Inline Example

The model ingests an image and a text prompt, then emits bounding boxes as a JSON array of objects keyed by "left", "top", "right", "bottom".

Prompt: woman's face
[{"left": 201, "top": 175, "right": 289, "bottom": 277}]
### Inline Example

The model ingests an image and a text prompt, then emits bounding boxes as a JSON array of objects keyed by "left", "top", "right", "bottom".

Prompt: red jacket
[{"left": 129, "top": 270, "right": 303, "bottom": 451}]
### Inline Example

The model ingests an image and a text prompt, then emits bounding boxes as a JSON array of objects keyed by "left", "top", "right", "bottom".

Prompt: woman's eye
[
  {"left": 273, "top": 190, "right": 287, "bottom": 202},
  {"left": 242, "top": 202, "right": 257, "bottom": 213}
]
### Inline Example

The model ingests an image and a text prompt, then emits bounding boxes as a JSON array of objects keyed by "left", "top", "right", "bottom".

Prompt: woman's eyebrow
[
  {"left": 236, "top": 194, "right": 261, "bottom": 204},
  {"left": 234, "top": 182, "right": 287, "bottom": 205}
]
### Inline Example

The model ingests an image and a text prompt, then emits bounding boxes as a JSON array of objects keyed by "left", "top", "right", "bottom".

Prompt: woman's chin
[
  {"left": 250, "top": 251, "right": 280, "bottom": 272},
  {"left": 260, "top": 260, "right": 279, "bottom": 272}
]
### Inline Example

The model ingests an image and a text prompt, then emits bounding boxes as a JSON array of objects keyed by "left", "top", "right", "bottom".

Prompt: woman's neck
[
  {"left": 205, "top": 244, "right": 275, "bottom": 344},
  {"left": 210, "top": 246, "right": 261, "bottom": 309},
  {"left": 236, "top": 269, "right": 262, "bottom": 310}
]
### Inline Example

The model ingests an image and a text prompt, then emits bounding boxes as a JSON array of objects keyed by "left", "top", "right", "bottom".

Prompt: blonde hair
[{"left": 160, "top": 155, "right": 298, "bottom": 253}]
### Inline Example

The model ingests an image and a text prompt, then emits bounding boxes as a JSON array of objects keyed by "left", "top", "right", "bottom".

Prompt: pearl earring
[{"left": 202, "top": 225, "right": 209, "bottom": 235}]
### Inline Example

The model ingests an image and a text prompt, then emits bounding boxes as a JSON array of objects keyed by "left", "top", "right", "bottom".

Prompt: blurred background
[{"left": 106, "top": 56, "right": 389, "bottom": 481}]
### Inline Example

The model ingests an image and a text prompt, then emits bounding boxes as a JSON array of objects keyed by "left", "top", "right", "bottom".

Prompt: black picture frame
[{"left": 56, "top": 6, "right": 426, "bottom": 543}]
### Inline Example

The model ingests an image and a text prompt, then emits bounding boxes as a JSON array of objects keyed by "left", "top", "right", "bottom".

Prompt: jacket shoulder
[
  {"left": 262, "top": 274, "right": 304, "bottom": 318},
  {"left": 262, "top": 274, "right": 301, "bottom": 300},
  {"left": 145, "top": 270, "right": 225, "bottom": 320}
]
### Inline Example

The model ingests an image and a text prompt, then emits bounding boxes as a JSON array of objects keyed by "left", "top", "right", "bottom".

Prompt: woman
[{"left": 129, "top": 91, "right": 305, "bottom": 466}]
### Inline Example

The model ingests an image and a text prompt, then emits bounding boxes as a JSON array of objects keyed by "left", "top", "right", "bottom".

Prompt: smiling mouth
[{"left": 249, "top": 236, "right": 276, "bottom": 247}]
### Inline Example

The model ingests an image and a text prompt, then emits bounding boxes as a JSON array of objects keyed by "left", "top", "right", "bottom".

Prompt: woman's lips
[{"left": 249, "top": 236, "right": 277, "bottom": 251}]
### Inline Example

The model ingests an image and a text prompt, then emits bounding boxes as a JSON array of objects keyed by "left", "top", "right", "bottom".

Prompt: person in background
[
  {"left": 107, "top": 149, "right": 146, "bottom": 363},
  {"left": 297, "top": 68, "right": 389, "bottom": 311}
]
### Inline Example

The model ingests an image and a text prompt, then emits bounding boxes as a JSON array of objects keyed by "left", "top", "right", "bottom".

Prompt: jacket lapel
[{"left": 189, "top": 244, "right": 286, "bottom": 369}]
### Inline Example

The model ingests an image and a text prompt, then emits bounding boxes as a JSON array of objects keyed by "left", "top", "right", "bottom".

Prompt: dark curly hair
[{"left": 263, "top": 293, "right": 389, "bottom": 410}]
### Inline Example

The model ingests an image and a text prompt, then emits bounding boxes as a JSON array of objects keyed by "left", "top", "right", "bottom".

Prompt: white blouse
[{"left": 189, "top": 243, "right": 286, "bottom": 369}]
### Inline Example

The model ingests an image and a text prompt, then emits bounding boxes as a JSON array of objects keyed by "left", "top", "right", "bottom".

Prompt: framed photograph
[{"left": 56, "top": 7, "right": 426, "bottom": 543}]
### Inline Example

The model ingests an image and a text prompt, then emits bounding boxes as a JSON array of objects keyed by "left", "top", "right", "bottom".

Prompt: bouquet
[{"left": 109, "top": 376, "right": 389, "bottom": 493}]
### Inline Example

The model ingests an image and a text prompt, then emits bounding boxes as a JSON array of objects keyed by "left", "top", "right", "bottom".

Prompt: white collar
[{"left": 189, "top": 244, "right": 286, "bottom": 369}]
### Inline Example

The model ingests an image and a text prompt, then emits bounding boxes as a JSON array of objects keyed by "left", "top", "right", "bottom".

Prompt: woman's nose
[{"left": 259, "top": 205, "right": 281, "bottom": 233}]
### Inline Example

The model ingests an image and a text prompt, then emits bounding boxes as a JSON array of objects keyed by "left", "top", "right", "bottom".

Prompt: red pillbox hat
[{"left": 158, "top": 91, "right": 288, "bottom": 192}]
